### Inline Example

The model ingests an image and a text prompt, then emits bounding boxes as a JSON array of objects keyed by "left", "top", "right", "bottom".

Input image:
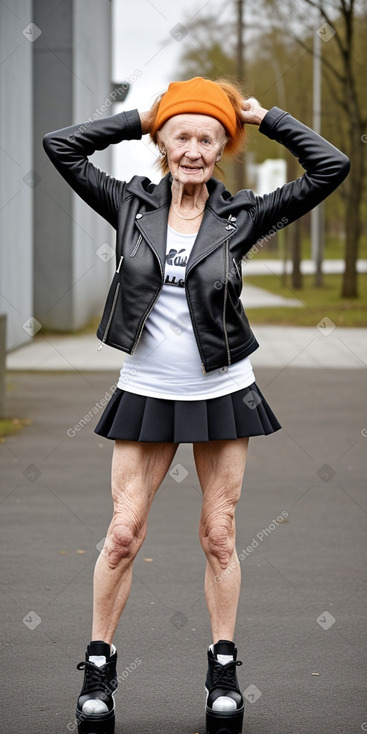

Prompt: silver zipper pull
[
  {"left": 97, "top": 343, "right": 104, "bottom": 351},
  {"left": 116, "top": 255, "right": 124, "bottom": 273}
]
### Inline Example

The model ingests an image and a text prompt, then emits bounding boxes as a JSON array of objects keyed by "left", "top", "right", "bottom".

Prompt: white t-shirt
[{"left": 117, "top": 226, "right": 255, "bottom": 400}]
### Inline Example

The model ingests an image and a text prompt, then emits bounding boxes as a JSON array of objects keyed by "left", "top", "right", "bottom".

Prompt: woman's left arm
[{"left": 242, "top": 98, "right": 350, "bottom": 242}]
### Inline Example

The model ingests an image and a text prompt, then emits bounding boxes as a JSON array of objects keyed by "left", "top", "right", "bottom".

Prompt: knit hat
[{"left": 151, "top": 77, "right": 238, "bottom": 140}]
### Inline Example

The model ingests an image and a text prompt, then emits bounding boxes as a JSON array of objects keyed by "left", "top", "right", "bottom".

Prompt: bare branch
[
  {"left": 339, "top": 0, "right": 348, "bottom": 14},
  {"left": 300, "top": 0, "right": 348, "bottom": 57},
  {"left": 321, "top": 64, "right": 346, "bottom": 109},
  {"left": 283, "top": 25, "right": 346, "bottom": 84}
]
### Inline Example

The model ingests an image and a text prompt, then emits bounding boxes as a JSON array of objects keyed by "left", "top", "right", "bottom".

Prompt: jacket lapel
[
  {"left": 186, "top": 207, "right": 237, "bottom": 273},
  {"left": 129, "top": 173, "right": 238, "bottom": 274},
  {"left": 135, "top": 205, "right": 237, "bottom": 275},
  {"left": 134, "top": 205, "right": 170, "bottom": 275}
]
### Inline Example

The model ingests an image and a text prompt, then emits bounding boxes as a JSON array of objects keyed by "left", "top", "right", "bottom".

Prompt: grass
[
  {"left": 250, "top": 234, "right": 367, "bottom": 261},
  {"left": 38, "top": 317, "right": 100, "bottom": 337},
  {"left": 244, "top": 273, "right": 367, "bottom": 326},
  {"left": 0, "top": 417, "right": 31, "bottom": 440}
]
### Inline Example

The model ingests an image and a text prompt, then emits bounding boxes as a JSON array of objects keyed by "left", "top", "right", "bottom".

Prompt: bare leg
[
  {"left": 193, "top": 438, "right": 249, "bottom": 643},
  {"left": 92, "top": 440, "right": 178, "bottom": 644}
]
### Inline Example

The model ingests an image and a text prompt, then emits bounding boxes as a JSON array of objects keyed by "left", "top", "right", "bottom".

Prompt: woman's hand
[{"left": 241, "top": 97, "right": 268, "bottom": 126}]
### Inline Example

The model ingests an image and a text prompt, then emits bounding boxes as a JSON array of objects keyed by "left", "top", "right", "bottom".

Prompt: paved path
[
  {"left": 1, "top": 368, "right": 366, "bottom": 734},
  {"left": 6, "top": 326, "right": 367, "bottom": 372},
  {"left": 242, "top": 258, "right": 367, "bottom": 275},
  {"left": 242, "top": 284, "right": 303, "bottom": 308}
]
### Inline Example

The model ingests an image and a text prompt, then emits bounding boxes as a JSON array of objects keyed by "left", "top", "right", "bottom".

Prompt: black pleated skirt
[{"left": 94, "top": 383, "right": 281, "bottom": 443}]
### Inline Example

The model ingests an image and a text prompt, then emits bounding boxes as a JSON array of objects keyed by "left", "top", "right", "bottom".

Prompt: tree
[
  {"left": 176, "top": 10, "right": 317, "bottom": 287},
  {"left": 176, "top": 0, "right": 367, "bottom": 297},
  {"left": 262, "top": 0, "right": 367, "bottom": 297}
]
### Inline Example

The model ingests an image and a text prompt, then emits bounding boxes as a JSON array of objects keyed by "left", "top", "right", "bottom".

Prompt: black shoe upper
[
  {"left": 77, "top": 641, "right": 118, "bottom": 717},
  {"left": 206, "top": 640, "right": 243, "bottom": 711}
]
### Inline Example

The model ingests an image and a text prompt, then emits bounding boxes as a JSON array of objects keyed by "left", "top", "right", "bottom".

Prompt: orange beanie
[{"left": 151, "top": 77, "right": 238, "bottom": 140}]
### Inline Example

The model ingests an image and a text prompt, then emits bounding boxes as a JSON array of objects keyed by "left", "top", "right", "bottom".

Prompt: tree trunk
[
  {"left": 342, "top": 120, "right": 364, "bottom": 298},
  {"left": 286, "top": 150, "right": 303, "bottom": 289},
  {"left": 291, "top": 217, "right": 303, "bottom": 289},
  {"left": 340, "top": 6, "right": 364, "bottom": 298},
  {"left": 233, "top": 151, "right": 246, "bottom": 192},
  {"left": 234, "top": 0, "right": 246, "bottom": 190}
]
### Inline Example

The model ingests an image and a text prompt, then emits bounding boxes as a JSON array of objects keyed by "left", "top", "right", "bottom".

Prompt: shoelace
[
  {"left": 77, "top": 661, "right": 111, "bottom": 695},
  {"left": 210, "top": 659, "right": 242, "bottom": 692}
]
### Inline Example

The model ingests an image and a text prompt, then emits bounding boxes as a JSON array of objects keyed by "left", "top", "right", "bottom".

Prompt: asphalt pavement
[{"left": 1, "top": 362, "right": 366, "bottom": 734}]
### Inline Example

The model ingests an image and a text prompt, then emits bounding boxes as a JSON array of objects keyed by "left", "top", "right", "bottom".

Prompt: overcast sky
[{"left": 111, "top": 0, "right": 234, "bottom": 182}]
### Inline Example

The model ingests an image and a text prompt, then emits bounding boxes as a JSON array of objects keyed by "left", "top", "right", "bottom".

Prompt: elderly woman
[{"left": 43, "top": 76, "right": 349, "bottom": 734}]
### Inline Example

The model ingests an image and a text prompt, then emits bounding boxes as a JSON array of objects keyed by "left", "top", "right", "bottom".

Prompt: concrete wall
[
  {"left": 0, "top": 0, "right": 34, "bottom": 351},
  {"left": 0, "top": 0, "right": 113, "bottom": 349},
  {"left": 33, "top": 0, "right": 74, "bottom": 331},
  {"left": 72, "top": 0, "right": 114, "bottom": 330},
  {"left": 33, "top": 0, "right": 113, "bottom": 332}
]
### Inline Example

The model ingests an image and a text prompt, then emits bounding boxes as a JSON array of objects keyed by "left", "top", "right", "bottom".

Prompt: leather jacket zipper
[
  {"left": 223, "top": 240, "right": 231, "bottom": 366},
  {"left": 131, "top": 285, "right": 163, "bottom": 354},
  {"left": 186, "top": 226, "right": 236, "bottom": 375},
  {"left": 116, "top": 255, "right": 124, "bottom": 273},
  {"left": 186, "top": 234, "right": 235, "bottom": 374},
  {"left": 97, "top": 282, "right": 121, "bottom": 351},
  {"left": 129, "top": 228, "right": 165, "bottom": 355},
  {"left": 232, "top": 257, "right": 241, "bottom": 280},
  {"left": 130, "top": 234, "right": 142, "bottom": 257},
  {"left": 184, "top": 283, "right": 207, "bottom": 373}
]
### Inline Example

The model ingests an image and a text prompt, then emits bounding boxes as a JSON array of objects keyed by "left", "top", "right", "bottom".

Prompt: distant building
[{"left": 254, "top": 159, "right": 287, "bottom": 196}]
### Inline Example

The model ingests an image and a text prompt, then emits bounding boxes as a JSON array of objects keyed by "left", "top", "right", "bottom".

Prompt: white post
[{"left": 311, "top": 11, "right": 323, "bottom": 284}]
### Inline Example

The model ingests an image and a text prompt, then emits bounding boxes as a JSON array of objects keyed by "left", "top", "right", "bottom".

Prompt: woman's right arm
[{"left": 42, "top": 109, "right": 142, "bottom": 229}]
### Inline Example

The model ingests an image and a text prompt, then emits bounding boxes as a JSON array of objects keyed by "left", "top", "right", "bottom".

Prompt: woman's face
[{"left": 158, "top": 114, "right": 227, "bottom": 186}]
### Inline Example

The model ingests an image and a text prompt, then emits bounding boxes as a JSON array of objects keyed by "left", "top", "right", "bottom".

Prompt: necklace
[{"left": 171, "top": 203, "right": 205, "bottom": 221}]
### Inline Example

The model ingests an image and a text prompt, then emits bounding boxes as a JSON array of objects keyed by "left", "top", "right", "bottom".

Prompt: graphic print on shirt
[
  {"left": 164, "top": 246, "right": 190, "bottom": 288},
  {"left": 117, "top": 225, "right": 256, "bottom": 399}
]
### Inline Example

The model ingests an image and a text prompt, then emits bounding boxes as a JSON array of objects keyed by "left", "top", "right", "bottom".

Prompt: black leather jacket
[{"left": 43, "top": 107, "right": 349, "bottom": 373}]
